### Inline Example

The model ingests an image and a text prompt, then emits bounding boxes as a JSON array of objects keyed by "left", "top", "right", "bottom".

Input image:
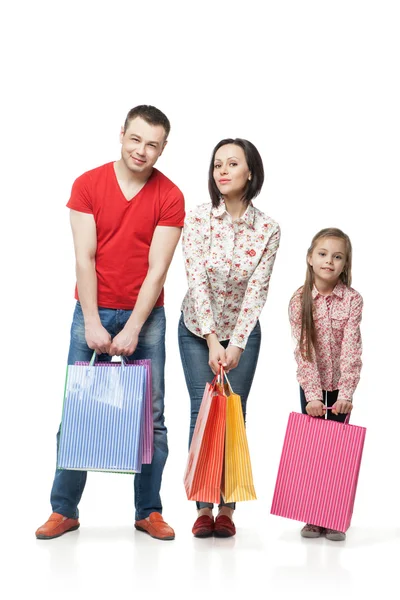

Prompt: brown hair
[
  {"left": 299, "top": 228, "right": 352, "bottom": 361},
  {"left": 123, "top": 105, "right": 170, "bottom": 138}
]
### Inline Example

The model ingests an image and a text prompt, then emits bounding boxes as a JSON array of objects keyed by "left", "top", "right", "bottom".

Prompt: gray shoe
[
  {"left": 325, "top": 528, "right": 346, "bottom": 541},
  {"left": 300, "top": 524, "right": 325, "bottom": 538}
]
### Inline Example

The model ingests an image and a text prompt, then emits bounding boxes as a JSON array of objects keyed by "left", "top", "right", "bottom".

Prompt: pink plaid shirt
[
  {"left": 181, "top": 201, "right": 280, "bottom": 349},
  {"left": 289, "top": 281, "right": 363, "bottom": 402}
]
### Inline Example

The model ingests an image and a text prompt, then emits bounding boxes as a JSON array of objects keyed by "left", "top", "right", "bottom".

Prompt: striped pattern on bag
[
  {"left": 270, "top": 412, "right": 366, "bottom": 532},
  {"left": 75, "top": 360, "right": 153, "bottom": 464},
  {"left": 58, "top": 363, "right": 147, "bottom": 473},
  {"left": 134, "top": 360, "right": 153, "bottom": 464},
  {"left": 184, "top": 384, "right": 226, "bottom": 504},
  {"left": 222, "top": 391, "right": 257, "bottom": 503}
]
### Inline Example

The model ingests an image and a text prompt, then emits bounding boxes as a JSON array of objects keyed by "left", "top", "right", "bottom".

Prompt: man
[{"left": 36, "top": 105, "right": 184, "bottom": 541}]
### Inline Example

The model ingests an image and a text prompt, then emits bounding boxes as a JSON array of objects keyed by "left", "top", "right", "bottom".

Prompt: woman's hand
[
  {"left": 206, "top": 334, "right": 227, "bottom": 374},
  {"left": 206, "top": 334, "right": 227, "bottom": 375},
  {"left": 225, "top": 345, "right": 243, "bottom": 372},
  {"left": 306, "top": 400, "right": 326, "bottom": 417},
  {"left": 332, "top": 399, "right": 353, "bottom": 415}
]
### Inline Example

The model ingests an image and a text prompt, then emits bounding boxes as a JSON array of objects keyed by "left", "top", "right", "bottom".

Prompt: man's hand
[
  {"left": 109, "top": 327, "right": 140, "bottom": 357},
  {"left": 332, "top": 399, "right": 353, "bottom": 415},
  {"left": 85, "top": 322, "right": 112, "bottom": 355},
  {"left": 225, "top": 345, "right": 243, "bottom": 372},
  {"left": 305, "top": 400, "right": 326, "bottom": 417}
]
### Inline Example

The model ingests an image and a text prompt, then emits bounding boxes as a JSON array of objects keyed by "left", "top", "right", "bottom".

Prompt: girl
[
  {"left": 289, "top": 228, "right": 363, "bottom": 541},
  {"left": 179, "top": 138, "right": 280, "bottom": 538}
]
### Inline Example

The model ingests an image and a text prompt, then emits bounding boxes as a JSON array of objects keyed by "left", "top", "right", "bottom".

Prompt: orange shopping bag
[{"left": 184, "top": 374, "right": 226, "bottom": 504}]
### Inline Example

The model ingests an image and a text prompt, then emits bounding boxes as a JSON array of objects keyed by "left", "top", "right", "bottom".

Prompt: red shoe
[
  {"left": 35, "top": 513, "right": 80, "bottom": 540},
  {"left": 214, "top": 515, "right": 236, "bottom": 538},
  {"left": 192, "top": 515, "right": 214, "bottom": 538},
  {"left": 135, "top": 512, "right": 175, "bottom": 541}
]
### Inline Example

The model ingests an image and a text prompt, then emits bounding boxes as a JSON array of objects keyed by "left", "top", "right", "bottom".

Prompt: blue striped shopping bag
[
  {"left": 57, "top": 356, "right": 147, "bottom": 473},
  {"left": 73, "top": 358, "right": 154, "bottom": 465}
]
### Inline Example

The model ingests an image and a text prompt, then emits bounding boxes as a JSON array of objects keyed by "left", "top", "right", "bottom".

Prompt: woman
[{"left": 178, "top": 138, "right": 280, "bottom": 538}]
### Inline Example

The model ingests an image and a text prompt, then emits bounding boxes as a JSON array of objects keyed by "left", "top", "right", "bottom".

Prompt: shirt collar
[
  {"left": 211, "top": 200, "right": 255, "bottom": 228},
  {"left": 312, "top": 279, "right": 345, "bottom": 299}
]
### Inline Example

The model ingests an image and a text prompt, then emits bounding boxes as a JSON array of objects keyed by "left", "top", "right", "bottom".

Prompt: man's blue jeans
[
  {"left": 50, "top": 302, "right": 167, "bottom": 521},
  {"left": 178, "top": 313, "right": 261, "bottom": 509}
]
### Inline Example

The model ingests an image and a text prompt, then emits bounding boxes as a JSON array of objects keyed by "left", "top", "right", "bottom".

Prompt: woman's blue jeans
[{"left": 178, "top": 314, "right": 261, "bottom": 510}]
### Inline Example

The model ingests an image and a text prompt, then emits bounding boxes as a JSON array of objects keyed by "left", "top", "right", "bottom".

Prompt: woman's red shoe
[
  {"left": 214, "top": 515, "right": 236, "bottom": 537},
  {"left": 192, "top": 515, "right": 214, "bottom": 538}
]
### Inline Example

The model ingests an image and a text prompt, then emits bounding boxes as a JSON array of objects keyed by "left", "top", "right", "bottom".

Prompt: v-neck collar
[{"left": 111, "top": 162, "right": 155, "bottom": 203}]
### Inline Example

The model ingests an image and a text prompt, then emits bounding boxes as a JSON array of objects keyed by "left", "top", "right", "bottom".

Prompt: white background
[{"left": 1, "top": 1, "right": 400, "bottom": 599}]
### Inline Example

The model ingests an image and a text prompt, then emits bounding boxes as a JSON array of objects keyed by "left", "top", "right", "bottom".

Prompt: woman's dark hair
[{"left": 208, "top": 138, "right": 264, "bottom": 208}]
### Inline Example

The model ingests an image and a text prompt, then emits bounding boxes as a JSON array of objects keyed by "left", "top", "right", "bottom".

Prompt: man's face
[{"left": 120, "top": 116, "right": 167, "bottom": 175}]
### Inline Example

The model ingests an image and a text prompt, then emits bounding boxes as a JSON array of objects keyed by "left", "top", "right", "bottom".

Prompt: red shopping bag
[
  {"left": 270, "top": 412, "right": 366, "bottom": 532},
  {"left": 184, "top": 375, "right": 226, "bottom": 504}
]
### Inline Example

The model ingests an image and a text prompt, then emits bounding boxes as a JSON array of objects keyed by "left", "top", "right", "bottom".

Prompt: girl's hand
[
  {"left": 206, "top": 334, "right": 227, "bottom": 375},
  {"left": 332, "top": 399, "right": 353, "bottom": 415},
  {"left": 225, "top": 345, "right": 243, "bottom": 372},
  {"left": 306, "top": 400, "right": 326, "bottom": 417}
]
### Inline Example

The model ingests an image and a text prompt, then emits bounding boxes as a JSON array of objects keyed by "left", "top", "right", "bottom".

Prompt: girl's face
[
  {"left": 308, "top": 237, "right": 347, "bottom": 289},
  {"left": 213, "top": 144, "right": 250, "bottom": 200}
]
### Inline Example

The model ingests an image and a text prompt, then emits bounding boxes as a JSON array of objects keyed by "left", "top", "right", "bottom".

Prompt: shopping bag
[
  {"left": 184, "top": 374, "right": 226, "bottom": 504},
  {"left": 221, "top": 376, "right": 257, "bottom": 503},
  {"left": 74, "top": 358, "right": 153, "bottom": 464},
  {"left": 270, "top": 411, "right": 366, "bottom": 532},
  {"left": 57, "top": 356, "right": 147, "bottom": 473}
]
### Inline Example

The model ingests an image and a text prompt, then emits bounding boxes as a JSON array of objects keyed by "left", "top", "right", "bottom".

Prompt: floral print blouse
[
  {"left": 181, "top": 201, "right": 280, "bottom": 349},
  {"left": 289, "top": 280, "right": 363, "bottom": 402}
]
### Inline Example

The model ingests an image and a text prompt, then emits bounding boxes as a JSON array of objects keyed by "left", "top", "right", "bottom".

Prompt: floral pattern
[
  {"left": 181, "top": 201, "right": 280, "bottom": 349},
  {"left": 289, "top": 280, "right": 363, "bottom": 402}
]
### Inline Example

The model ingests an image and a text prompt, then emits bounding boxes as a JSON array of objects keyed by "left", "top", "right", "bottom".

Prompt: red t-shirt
[{"left": 67, "top": 162, "right": 185, "bottom": 309}]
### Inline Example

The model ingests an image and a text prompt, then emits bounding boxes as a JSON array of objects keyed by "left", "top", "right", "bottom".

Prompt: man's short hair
[{"left": 123, "top": 105, "right": 171, "bottom": 138}]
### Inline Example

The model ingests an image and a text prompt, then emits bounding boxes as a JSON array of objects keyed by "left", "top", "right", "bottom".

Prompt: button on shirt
[
  {"left": 289, "top": 281, "right": 363, "bottom": 402},
  {"left": 181, "top": 201, "right": 280, "bottom": 349}
]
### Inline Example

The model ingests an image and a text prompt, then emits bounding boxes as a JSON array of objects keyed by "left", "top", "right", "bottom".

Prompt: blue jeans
[
  {"left": 50, "top": 302, "right": 167, "bottom": 521},
  {"left": 178, "top": 313, "right": 261, "bottom": 509}
]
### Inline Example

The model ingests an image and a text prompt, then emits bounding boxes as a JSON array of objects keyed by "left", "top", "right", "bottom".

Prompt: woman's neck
[{"left": 223, "top": 196, "right": 247, "bottom": 221}]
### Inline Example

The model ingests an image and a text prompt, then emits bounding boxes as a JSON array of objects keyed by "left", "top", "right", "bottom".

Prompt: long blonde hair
[{"left": 300, "top": 228, "right": 352, "bottom": 361}]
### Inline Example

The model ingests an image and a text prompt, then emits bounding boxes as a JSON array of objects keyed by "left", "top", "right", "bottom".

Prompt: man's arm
[
  {"left": 70, "top": 209, "right": 111, "bottom": 354},
  {"left": 110, "top": 225, "right": 182, "bottom": 356}
]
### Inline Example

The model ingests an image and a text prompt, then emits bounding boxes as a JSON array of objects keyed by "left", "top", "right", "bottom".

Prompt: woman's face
[{"left": 213, "top": 144, "right": 251, "bottom": 200}]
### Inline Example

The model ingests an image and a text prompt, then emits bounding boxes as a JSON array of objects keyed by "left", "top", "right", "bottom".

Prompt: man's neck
[{"left": 114, "top": 158, "right": 153, "bottom": 185}]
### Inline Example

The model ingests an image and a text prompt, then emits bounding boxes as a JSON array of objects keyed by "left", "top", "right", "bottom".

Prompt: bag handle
[
  {"left": 208, "top": 366, "right": 228, "bottom": 390},
  {"left": 88, "top": 351, "right": 127, "bottom": 369},
  {"left": 323, "top": 390, "right": 351, "bottom": 424},
  {"left": 216, "top": 365, "right": 234, "bottom": 395},
  {"left": 323, "top": 406, "right": 351, "bottom": 425}
]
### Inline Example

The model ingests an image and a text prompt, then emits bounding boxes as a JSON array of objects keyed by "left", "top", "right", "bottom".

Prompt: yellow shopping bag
[{"left": 221, "top": 374, "right": 257, "bottom": 503}]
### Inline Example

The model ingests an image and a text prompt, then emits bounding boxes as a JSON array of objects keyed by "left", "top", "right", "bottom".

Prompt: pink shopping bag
[{"left": 270, "top": 412, "right": 366, "bottom": 532}]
